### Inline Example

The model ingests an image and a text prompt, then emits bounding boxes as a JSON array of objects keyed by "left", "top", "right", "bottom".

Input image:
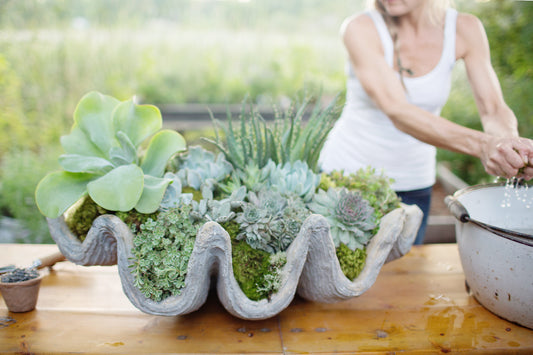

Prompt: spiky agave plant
[{"left": 203, "top": 94, "right": 341, "bottom": 173}]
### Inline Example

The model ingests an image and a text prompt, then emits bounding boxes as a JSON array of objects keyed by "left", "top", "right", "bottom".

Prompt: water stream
[{"left": 499, "top": 177, "right": 531, "bottom": 209}]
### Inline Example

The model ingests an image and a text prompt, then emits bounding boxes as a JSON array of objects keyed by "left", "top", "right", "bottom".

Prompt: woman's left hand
[{"left": 481, "top": 136, "right": 533, "bottom": 180}]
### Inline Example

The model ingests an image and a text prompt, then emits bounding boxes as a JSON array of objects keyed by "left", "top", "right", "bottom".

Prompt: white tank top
[{"left": 319, "top": 8, "right": 458, "bottom": 191}]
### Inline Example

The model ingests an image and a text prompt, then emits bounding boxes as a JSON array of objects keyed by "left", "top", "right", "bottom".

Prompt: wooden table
[{"left": 0, "top": 244, "right": 532, "bottom": 354}]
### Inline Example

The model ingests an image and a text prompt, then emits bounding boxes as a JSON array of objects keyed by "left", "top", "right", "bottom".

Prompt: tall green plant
[
  {"left": 203, "top": 95, "right": 341, "bottom": 172},
  {"left": 273, "top": 95, "right": 342, "bottom": 171},
  {"left": 35, "top": 91, "right": 187, "bottom": 218}
]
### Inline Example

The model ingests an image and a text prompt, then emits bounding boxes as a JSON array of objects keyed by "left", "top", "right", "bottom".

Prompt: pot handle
[
  {"left": 444, "top": 196, "right": 470, "bottom": 223},
  {"left": 446, "top": 195, "right": 533, "bottom": 247}
]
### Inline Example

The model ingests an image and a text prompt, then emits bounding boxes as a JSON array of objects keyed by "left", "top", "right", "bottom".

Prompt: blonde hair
[
  {"left": 369, "top": 0, "right": 454, "bottom": 86},
  {"left": 371, "top": 0, "right": 453, "bottom": 26}
]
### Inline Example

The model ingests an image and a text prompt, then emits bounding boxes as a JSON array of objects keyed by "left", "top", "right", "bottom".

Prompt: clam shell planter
[{"left": 47, "top": 204, "right": 422, "bottom": 320}]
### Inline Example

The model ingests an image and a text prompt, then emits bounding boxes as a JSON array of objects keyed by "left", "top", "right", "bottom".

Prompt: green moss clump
[
  {"left": 182, "top": 186, "right": 203, "bottom": 202},
  {"left": 115, "top": 209, "right": 158, "bottom": 233},
  {"left": 230, "top": 233, "right": 286, "bottom": 301},
  {"left": 336, "top": 243, "right": 367, "bottom": 281},
  {"left": 231, "top": 238, "right": 272, "bottom": 301},
  {"left": 65, "top": 195, "right": 158, "bottom": 242},
  {"left": 65, "top": 195, "right": 108, "bottom": 241},
  {"left": 220, "top": 220, "right": 240, "bottom": 239}
]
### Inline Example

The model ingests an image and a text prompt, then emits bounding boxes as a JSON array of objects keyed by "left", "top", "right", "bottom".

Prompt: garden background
[{"left": 0, "top": 0, "right": 531, "bottom": 243}]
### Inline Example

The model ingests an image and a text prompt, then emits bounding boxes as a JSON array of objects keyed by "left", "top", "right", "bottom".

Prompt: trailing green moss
[
  {"left": 65, "top": 195, "right": 158, "bottom": 242},
  {"left": 230, "top": 233, "right": 286, "bottom": 301},
  {"left": 65, "top": 195, "right": 109, "bottom": 241},
  {"left": 336, "top": 243, "right": 367, "bottom": 281},
  {"left": 130, "top": 205, "right": 199, "bottom": 302},
  {"left": 115, "top": 209, "right": 158, "bottom": 233},
  {"left": 182, "top": 186, "right": 203, "bottom": 202},
  {"left": 220, "top": 220, "right": 240, "bottom": 239}
]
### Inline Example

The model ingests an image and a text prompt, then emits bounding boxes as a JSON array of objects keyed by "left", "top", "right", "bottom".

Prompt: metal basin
[{"left": 446, "top": 183, "right": 533, "bottom": 329}]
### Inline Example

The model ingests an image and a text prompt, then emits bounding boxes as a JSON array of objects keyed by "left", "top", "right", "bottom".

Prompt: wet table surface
[{"left": 1, "top": 243, "right": 532, "bottom": 354}]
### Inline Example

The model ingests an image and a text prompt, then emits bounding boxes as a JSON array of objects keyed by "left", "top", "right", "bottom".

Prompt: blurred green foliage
[
  {"left": 0, "top": 0, "right": 530, "bottom": 242},
  {"left": 0, "top": 0, "right": 364, "bottom": 31}
]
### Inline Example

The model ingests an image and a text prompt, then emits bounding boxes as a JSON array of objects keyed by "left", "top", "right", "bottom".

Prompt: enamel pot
[{"left": 446, "top": 183, "right": 533, "bottom": 329}]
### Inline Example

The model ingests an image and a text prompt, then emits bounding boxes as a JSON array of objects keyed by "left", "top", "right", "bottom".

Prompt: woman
[{"left": 319, "top": 0, "right": 533, "bottom": 244}]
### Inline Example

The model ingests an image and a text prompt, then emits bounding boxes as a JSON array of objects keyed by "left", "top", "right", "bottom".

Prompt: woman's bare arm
[
  {"left": 341, "top": 13, "right": 532, "bottom": 178},
  {"left": 457, "top": 13, "right": 518, "bottom": 138}
]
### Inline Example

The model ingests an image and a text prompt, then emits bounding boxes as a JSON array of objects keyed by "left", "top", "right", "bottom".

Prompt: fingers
[
  {"left": 512, "top": 137, "right": 533, "bottom": 166},
  {"left": 512, "top": 138, "right": 533, "bottom": 180},
  {"left": 484, "top": 137, "right": 533, "bottom": 179},
  {"left": 518, "top": 165, "right": 533, "bottom": 181}
]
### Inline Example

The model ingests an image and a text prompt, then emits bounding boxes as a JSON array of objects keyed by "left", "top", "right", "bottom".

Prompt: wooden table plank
[{"left": 1, "top": 243, "right": 532, "bottom": 354}]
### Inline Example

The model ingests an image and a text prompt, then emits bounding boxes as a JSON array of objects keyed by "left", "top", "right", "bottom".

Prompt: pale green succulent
[
  {"left": 236, "top": 190, "right": 310, "bottom": 253},
  {"left": 219, "top": 159, "right": 320, "bottom": 203},
  {"left": 218, "top": 162, "right": 270, "bottom": 195},
  {"left": 318, "top": 167, "right": 400, "bottom": 221},
  {"left": 35, "top": 91, "right": 187, "bottom": 218},
  {"left": 263, "top": 160, "right": 321, "bottom": 202},
  {"left": 159, "top": 178, "right": 194, "bottom": 209},
  {"left": 308, "top": 187, "right": 376, "bottom": 251},
  {"left": 189, "top": 186, "right": 246, "bottom": 224},
  {"left": 235, "top": 201, "right": 270, "bottom": 251},
  {"left": 169, "top": 145, "right": 233, "bottom": 199}
]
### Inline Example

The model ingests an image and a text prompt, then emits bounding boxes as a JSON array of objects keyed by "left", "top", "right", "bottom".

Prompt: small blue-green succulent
[
  {"left": 236, "top": 190, "right": 310, "bottom": 253},
  {"left": 35, "top": 91, "right": 187, "bottom": 218},
  {"left": 218, "top": 162, "right": 270, "bottom": 195},
  {"left": 169, "top": 145, "right": 233, "bottom": 199},
  {"left": 219, "top": 159, "right": 320, "bottom": 202},
  {"left": 159, "top": 179, "right": 194, "bottom": 209},
  {"left": 189, "top": 186, "right": 246, "bottom": 224},
  {"left": 308, "top": 187, "right": 376, "bottom": 250},
  {"left": 262, "top": 160, "right": 321, "bottom": 202}
]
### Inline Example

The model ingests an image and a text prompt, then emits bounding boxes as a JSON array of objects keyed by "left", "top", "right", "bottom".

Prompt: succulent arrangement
[
  {"left": 1, "top": 268, "right": 39, "bottom": 283},
  {"left": 37, "top": 91, "right": 403, "bottom": 302}
]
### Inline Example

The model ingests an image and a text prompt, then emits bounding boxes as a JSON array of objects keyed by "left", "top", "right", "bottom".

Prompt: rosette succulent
[
  {"left": 308, "top": 187, "right": 376, "bottom": 250},
  {"left": 35, "top": 91, "right": 187, "bottom": 218},
  {"left": 236, "top": 190, "right": 310, "bottom": 253},
  {"left": 168, "top": 145, "right": 233, "bottom": 199},
  {"left": 218, "top": 162, "right": 270, "bottom": 195},
  {"left": 319, "top": 167, "right": 400, "bottom": 221},
  {"left": 188, "top": 186, "right": 246, "bottom": 224},
  {"left": 263, "top": 160, "right": 320, "bottom": 202}
]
